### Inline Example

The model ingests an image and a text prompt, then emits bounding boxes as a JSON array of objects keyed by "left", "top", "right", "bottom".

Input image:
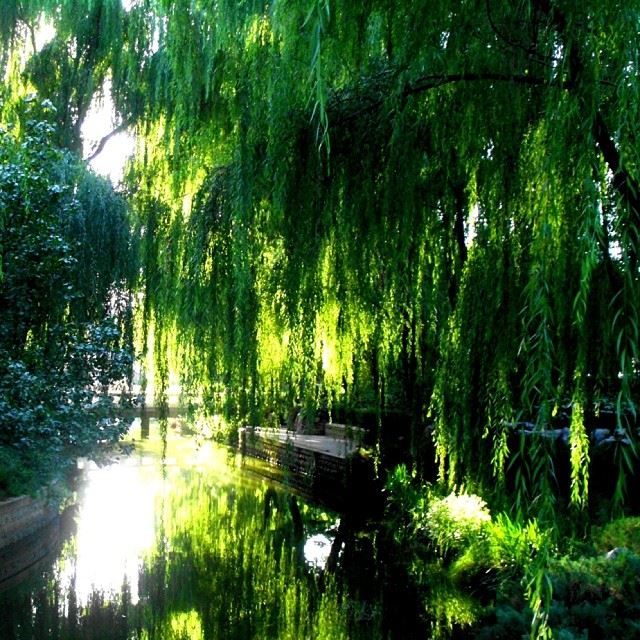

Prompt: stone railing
[{"left": 322, "top": 423, "right": 365, "bottom": 444}]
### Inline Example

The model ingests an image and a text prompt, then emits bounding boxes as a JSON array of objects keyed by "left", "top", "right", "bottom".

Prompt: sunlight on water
[
  {"left": 58, "top": 418, "right": 240, "bottom": 606},
  {"left": 303, "top": 532, "right": 335, "bottom": 569},
  {"left": 59, "top": 462, "right": 161, "bottom": 605}
]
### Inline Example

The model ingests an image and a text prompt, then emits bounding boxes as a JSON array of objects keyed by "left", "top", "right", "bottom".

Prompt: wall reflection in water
[{"left": 0, "top": 419, "right": 427, "bottom": 640}]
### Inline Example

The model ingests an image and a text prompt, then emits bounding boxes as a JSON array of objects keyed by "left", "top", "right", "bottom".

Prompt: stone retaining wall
[
  {"left": 241, "top": 432, "right": 352, "bottom": 507},
  {"left": 323, "top": 423, "right": 365, "bottom": 444},
  {"left": 0, "top": 496, "right": 61, "bottom": 588},
  {"left": 0, "top": 497, "right": 57, "bottom": 548}
]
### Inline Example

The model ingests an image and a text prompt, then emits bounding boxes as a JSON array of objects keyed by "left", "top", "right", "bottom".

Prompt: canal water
[{"left": 0, "top": 418, "right": 429, "bottom": 639}]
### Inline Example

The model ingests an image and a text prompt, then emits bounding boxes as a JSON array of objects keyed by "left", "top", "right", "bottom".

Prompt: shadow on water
[{"left": 0, "top": 418, "right": 431, "bottom": 639}]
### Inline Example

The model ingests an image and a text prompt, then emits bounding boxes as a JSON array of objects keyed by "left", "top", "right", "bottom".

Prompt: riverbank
[{"left": 0, "top": 495, "right": 67, "bottom": 589}]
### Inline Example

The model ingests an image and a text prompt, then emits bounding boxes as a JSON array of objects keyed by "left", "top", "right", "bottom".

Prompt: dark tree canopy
[
  {"left": 1, "top": 0, "right": 640, "bottom": 513},
  {"left": 0, "top": 95, "right": 137, "bottom": 495}
]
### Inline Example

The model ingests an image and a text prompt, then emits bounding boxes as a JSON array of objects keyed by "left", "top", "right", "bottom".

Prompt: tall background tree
[{"left": 0, "top": 76, "right": 137, "bottom": 496}]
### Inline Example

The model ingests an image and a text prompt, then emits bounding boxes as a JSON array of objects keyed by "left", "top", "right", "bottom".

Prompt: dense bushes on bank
[
  {"left": 385, "top": 465, "right": 640, "bottom": 639},
  {"left": 0, "top": 98, "right": 137, "bottom": 497}
]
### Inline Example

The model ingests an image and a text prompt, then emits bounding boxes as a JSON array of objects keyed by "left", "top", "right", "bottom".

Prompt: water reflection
[
  {"left": 304, "top": 532, "right": 335, "bottom": 569},
  {"left": 60, "top": 462, "right": 159, "bottom": 605},
  {"left": 0, "top": 418, "right": 428, "bottom": 639}
]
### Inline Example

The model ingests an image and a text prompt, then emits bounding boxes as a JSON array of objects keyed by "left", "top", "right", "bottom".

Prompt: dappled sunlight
[
  {"left": 167, "top": 610, "right": 204, "bottom": 640},
  {"left": 34, "top": 17, "right": 55, "bottom": 52},
  {"left": 81, "top": 80, "right": 135, "bottom": 183}
]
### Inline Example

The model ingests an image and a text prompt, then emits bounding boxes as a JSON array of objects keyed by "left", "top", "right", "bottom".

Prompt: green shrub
[
  {"left": 0, "top": 99, "right": 137, "bottom": 496},
  {"left": 384, "top": 464, "right": 419, "bottom": 523},
  {"left": 0, "top": 447, "right": 37, "bottom": 497},
  {"left": 448, "top": 512, "right": 550, "bottom": 598},
  {"left": 420, "top": 491, "right": 491, "bottom": 557},
  {"left": 593, "top": 517, "right": 640, "bottom": 555},
  {"left": 473, "top": 605, "right": 530, "bottom": 640},
  {"left": 487, "top": 514, "right": 549, "bottom": 572},
  {"left": 548, "top": 551, "right": 640, "bottom": 639}
]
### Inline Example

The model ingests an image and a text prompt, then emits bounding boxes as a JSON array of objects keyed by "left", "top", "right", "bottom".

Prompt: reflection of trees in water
[
  {"left": 0, "top": 571, "right": 138, "bottom": 640},
  {"left": 0, "top": 470, "right": 428, "bottom": 639},
  {"left": 138, "top": 471, "right": 350, "bottom": 639}
]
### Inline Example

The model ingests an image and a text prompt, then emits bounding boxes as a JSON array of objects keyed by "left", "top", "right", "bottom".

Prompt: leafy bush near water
[
  {"left": 0, "top": 99, "right": 137, "bottom": 497},
  {"left": 423, "top": 492, "right": 492, "bottom": 558},
  {"left": 384, "top": 465, "right": 640, "bottom": 639},
  {"left": 385, "top": 465, "right": 546, "bottom": 572},
  {"left": 592, "top": 516, "right": 640, "bottom": 554}
]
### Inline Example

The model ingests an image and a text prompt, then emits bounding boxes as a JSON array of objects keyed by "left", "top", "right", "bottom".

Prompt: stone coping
[
  {"left": 0, "top": 495, "right": 59, "bottom": 551},
  {"left": 240, "top": 425, "right": 361, "bottom": 459}
]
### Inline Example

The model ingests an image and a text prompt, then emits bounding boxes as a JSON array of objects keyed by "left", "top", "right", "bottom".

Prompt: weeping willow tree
[{"left": 2, "top": 0, "right": 639, "bottom": 514}]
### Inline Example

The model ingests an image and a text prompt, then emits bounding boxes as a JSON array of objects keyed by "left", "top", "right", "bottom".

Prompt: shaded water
[{"left": 0, "top": 419, "right": 428, "bottom": 639}]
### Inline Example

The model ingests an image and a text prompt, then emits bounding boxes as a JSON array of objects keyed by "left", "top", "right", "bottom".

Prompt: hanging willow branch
[
  {"left": 327, "top": 68, "right": 617, "bottom": 131},
  {"left": 592, "top": 112, "right": 640, "bottom": 267}
]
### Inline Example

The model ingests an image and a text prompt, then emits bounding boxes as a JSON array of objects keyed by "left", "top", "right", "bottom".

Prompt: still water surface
[{"left": 0, "top": 419, "right": 427, "bottom": 639}]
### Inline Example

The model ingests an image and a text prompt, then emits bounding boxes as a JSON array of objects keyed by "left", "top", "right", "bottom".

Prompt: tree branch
[
  {"left": 484, "top": 0, "right": 556, "bottom": 70},
  {"left": 405, "top": 71, "right": 563, "bottom": 97},
  {"left": 486, "top": 0, "right": 536, "bottom": 58},
  {"left": 592, "top": 111, "right": 640, "bottom": 267},
  {"left": 329, "top": 62, "right": 617, "bottom": 130},
  {"left": 27, "top": 21, "right": 37, "bottom": 54},
  {"left": 329, "top": 70, "right": 558, "bottom": 128},
  {"left": 532, "top": 0, "right": 640, "bottom": 266},
  {"left": 84, "top": 120, "right": 132, "bottom": 163}
]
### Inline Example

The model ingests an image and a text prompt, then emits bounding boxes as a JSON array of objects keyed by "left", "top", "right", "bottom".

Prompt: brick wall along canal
[{"left": 0, "top": 418, "right": 428, "bottom": 640}]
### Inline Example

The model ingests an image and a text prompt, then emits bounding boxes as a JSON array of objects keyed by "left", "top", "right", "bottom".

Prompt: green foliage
[
  {"left": 0, "top": 97, "right": 137, "bottom": 496},
  {"left": 548, "top": 551, "right": 640, "bottom": 639},
  {"left": 421, "top": 491, "right": 492, "bottom": 558},
  {"left": 474, "top": 605, "right": 532, "bottom": 640},
  {"left": 125, "top": 0, "right": 639, "bottom": 516},
  {"left": 384, "top": 468, "right": 557, "bottom": 639},
  {"left": 383, "top": 463, "right": 419, "bottom": 527},
  {"left": 4, "top": 0, "right": 640, "bottom": 516},
  {"left": 0, "top": 446, "right": 38, "bottom": 497},
  {"left": 485, "top": 514, "right": 550, "bottom": 577},
  {"left": 593, "top": 517, "right": 640, "bottom": 555}
]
